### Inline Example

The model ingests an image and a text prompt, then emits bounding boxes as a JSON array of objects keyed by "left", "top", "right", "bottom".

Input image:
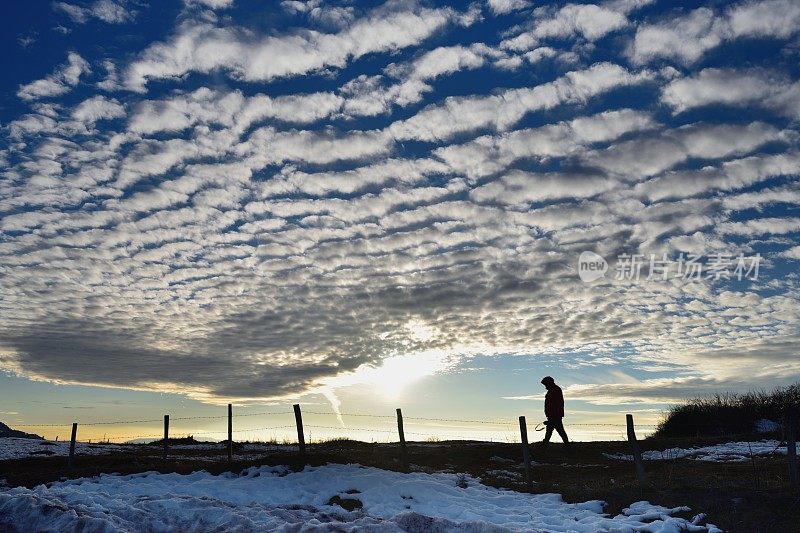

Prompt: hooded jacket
[{"left": 544, "top": 384, "right": 565, "bottom": 419}]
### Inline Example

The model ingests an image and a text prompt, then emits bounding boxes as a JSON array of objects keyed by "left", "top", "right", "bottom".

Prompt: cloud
[
  {"left": 501, "top": 3, "right": 629, "bottom": 52},
  {"left": 662, "top": 68, "right": 800, "bottom": 119},
  {"left": 582, "top": 122, "right": 788, "bottom": 180},
  {"left": 123, "top": 2, "right": 475, "bottom": 91},
  {"left": 54, "top": 0, "right": 136, "bottom": 24},
  {"left": 330, "top": 44, "right": 498, "bottom": 117},
  {"left": 629, "top": 0, "right": 800, "bottom": 65},
  {"left": 634, "top": 152, "right": 800, "bottom": 201},
  {"left": 486, "top": 0, "right": 530, "bottom": 15},
  {"left": 185, "top": 0, "right": 234, "bottom": 9},
  {"left": 1, "top": 0, "right": 799, "bottom": 408},
  {"left": 435, "top": 108, "right": 656, "bottom": 180},
  {"left": 780, "top": 245, "right": 800, "bottom": 259},
  {"left": 127, "top": 88, "right": 344, "bottom": 134},
  {"left": 717, "top": 217, "right": 800, "bottom": 237},
  {"left": 388, "top": 62, "right": 653, "bottom": 142},
  {"left": 470, "top": 170, "right": 618, "bottom": 204},
  {"left": 71, "top": 95, "right": 126, "bottom": 124},
  {"left": 16, "top": 52, "right": 90, "bottom": 101},
  {"left": 563, "top": 339, "right": 800, "bottom": 404}
]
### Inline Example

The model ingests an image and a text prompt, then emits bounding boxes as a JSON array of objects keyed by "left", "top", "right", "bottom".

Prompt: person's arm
[{"left": 544, "top": 391, "right": 553, "bottom": 418}]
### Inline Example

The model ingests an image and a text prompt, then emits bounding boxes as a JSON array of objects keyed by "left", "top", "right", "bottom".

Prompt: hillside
[{"left": 0, "top": 422, "right": 42, "bottom": 440}]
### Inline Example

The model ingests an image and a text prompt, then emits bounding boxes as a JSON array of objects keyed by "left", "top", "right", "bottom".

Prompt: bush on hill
[{"left": 653, "top": 383, "right": 800, "bottom": 438}]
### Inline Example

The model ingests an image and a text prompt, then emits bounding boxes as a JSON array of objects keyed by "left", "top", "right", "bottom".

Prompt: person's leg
[
  {"left": 553, "top": 418, "right": 570, "bottom": 444},
  {"left": 542, "top": 421, "right": 554, "bottom": 445}
]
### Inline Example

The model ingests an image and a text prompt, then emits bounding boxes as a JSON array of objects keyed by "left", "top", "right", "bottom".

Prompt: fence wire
[{"left": 15, "top": 405, "right": 665, "bottom": 447}]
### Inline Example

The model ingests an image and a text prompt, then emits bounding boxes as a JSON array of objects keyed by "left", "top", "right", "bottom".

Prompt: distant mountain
[
  {"left": 134, "top": 436, "right": 220, "bottom": 445},
  {"left": 0, "top": 422, "right": 43, "bottom": 440}
]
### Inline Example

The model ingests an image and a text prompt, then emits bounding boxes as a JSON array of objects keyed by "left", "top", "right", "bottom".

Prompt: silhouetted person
[{"left": 541, "top": 376, "right": 570, "bottom": 448}]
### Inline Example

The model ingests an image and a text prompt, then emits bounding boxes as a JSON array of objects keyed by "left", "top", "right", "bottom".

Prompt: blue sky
[{"left": 1, "top": 0, "right": 800, "bottom": 442}]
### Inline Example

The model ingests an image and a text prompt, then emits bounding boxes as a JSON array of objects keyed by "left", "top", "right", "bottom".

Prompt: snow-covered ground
[
  {"left": 0, "top": 438, "right": 301, "bottom": 461},
  {"left": 0, "top": 463, "right": 720, "bottom": 532},
  {"left": 605, "top": 439, "right": 798, "bottom": 462},
  {"left": 0, "top": 438, "right": 125, "bottom": 460}
]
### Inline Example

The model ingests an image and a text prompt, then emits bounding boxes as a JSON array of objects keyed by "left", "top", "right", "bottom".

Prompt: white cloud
[
  {"left": 435, "top": 109, "right": 656, "bottom": 180},
  {"left": 630, "top": 0, "right": 800, "bottom": 65},
  {"left": 501, "top": 3, "right": 629, "bottom": 52},
  {"left": 388, "top": 62, "right": 653, "bottom": 142},
  {"left": 780, "top": 245, "right": 800, "bottom": 259},
  {"left": 124, "top": 3, "right": 474, "bottom": 91},
  {"left": 341, "top": 44, "right": 498, "bottom": 114},
  {"left": 635, "top": 152, "right": 800, "bottom": 201},
  {"left": 486, "top": 0, "right": 530, "bottom": 15},
  {"left": 72, "top": 95, "right": 125, "bottom": 124},
  {"left": 2, "top": 0, "right": 799, "bottom": 406},
  {"left": 717, "top": 217, "right": 800, "bottom": 236},
  {"left": 584, "top": 122, "right": 787, "bottom": 179},
  {"left": 185, "top": 0, "right": 234, "bottom": 9},
  {"left": 54, "top": 0, "right": 135, "bottom": 24},
  {"left": 471, "top": 170, "right": 618, "bottom": 204},
  {"left": 662, "top": 68, "right": 800, "bottom": 119},
  {"left": 727, "top": 0, "right": 800, "bottom": 39},
  {"left": 17, "top": 52, "right": 90, "bottom": 101},
  {"left": 128, "top": 88, "right": 344, "bottom": 135}
]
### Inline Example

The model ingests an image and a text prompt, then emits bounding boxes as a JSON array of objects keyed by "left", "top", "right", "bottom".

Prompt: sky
[{"left": 1, "top": 0, "right": 799, "bottom": 443}]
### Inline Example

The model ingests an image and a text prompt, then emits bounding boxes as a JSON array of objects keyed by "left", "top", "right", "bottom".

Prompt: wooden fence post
[
  {"left": 626, "top": 414, "right": 646, "bottom": 489},
  {"left": 294, "top": 404, "right": 306, "bottom": 456},
  {"left": 163, "top": 415, "right": 169, "bottom": 461},
  {"left": 68, "top": 423, "right": 77, "bottom": 469},
  {"left": 519, "top": 416, "right": 533, "bottom": 490},
  {"left": 787, "top": 408, "right": 798, "bottom": 494},
  {"left": 227, "top": 403, "right": 233, "bottom": 463},
  {"left": 396, "top": 408, "right": 408, "bottom": 466}
]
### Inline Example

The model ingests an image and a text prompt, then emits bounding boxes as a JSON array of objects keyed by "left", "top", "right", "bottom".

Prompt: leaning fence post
[
  {"left": 787, "top": 408, "right": 798, "bottom": 493},
  {"left": 396, "top": 408, "right": 408, "bottom": 466},
  {"left": 227, "top": 403, "right": 233, "bottom": 463},
  {"left": 163, "top": 415, "right": 169, "bottom": 461},
  {"left": 68, "top": 423, "right": 77, "bottom": 469},
  {"left": 626, "top": 414, "right": 646, "bottom": 489},
  {"left": 294, "top": 404, "right": 306, "bottom": 456},
  {"left": 519, "top": 416, "right": 533, "bottom": 490}
]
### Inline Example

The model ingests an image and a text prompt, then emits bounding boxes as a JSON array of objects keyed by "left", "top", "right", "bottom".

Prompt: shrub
[{"left": 652, "top": 383, "right": 800, "bottom": 438}]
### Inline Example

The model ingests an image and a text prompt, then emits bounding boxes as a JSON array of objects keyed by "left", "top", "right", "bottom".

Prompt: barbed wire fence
[
  {"left": 11, "top": 405, "right": 797, "bottom": 493},
  {"left": 16, "top": 405, "right": 655, "bottom": 444}
]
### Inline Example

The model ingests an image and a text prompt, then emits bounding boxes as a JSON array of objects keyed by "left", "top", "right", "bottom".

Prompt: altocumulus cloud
[{"left": 1, "top": 0, "right": 799, "bottom": 405}]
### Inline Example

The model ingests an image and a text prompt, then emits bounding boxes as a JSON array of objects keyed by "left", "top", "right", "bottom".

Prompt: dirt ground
[{"left": 1, "top": 437, "right": 797, "bottom": 532}]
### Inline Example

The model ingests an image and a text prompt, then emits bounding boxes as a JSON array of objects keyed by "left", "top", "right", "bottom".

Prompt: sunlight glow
[{"left": 321, "top": 349, "right": 454, "bottom": 401}]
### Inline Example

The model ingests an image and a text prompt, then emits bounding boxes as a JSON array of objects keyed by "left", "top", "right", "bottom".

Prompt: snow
[
  {"left": 0, "top": 437, "right": 125, "bottom": 460},
  {"left": 754, "top": 419, "right": 781, "bottom": 433},
  {"left": 0, "top": 463, "right": 720, "bottom": 532},
  {"left": 0, "top": 437, "right": 302, "bottom": 462},
  {"left": 604, "top": 439, "right": 797, "bottom": 462}
]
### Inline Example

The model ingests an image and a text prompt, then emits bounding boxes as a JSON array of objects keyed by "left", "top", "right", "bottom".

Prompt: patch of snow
[
  {"left": 0, "top": 463, "right": 720, "bottom": 532},
  {"left": 483, "top": 469, "right": 523, "bottom": 482},
  {"left": 0, "top": 437, "right": 125, "bottom": 460},
  {"left": 754, "top": 419, "right": 781, "bottom": 433},
  {"left": 0, "top": 438, "right": 304, "bottom": 462},
  {"left": 604, "top": 440, "right": 797, "bottom": 462}
]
